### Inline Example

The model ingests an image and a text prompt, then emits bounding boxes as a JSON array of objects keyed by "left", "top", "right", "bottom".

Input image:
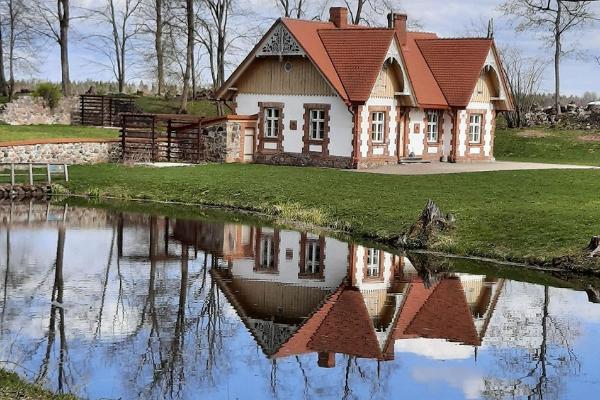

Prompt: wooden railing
[
  {"left": 0, "top": 163, "right": 70, "bottom": 185},
  {"left": 120, "top": 113, "right": 205, "bottom": 163},
  {"left": 79, "top": 94, "right": 137, "bottom": 126}
]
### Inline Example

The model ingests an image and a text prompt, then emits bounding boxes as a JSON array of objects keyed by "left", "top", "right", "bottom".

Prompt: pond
[{"left": 0, "top": 201, "right": 599, "bottom": 399}]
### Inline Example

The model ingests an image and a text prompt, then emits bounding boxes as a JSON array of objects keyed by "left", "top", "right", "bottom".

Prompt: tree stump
[
  {"left": 402, "top": 199, "right": 454, "bottom": 248},
  {"left": 587, "top": 236, "right": 600, "bottom": 257},
  {"left": 586, "top": 286, "right": 600, "bottom": 304}
]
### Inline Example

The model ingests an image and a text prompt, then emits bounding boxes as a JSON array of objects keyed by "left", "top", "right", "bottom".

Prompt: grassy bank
[
  {"left": 0, "top": 369, "right": 76, "bottom": 400},
  {"left": 0, "top": 124, "right": 118, "bottom": 143},
  {"left": 64, "top": 163, "right": 600, "bottom": 270},
  {"left": 135, "top": 96, "right": 218, "bottom": 116},
  {"left": 495, "top": 127, "right": 600, "bottom": 166}
]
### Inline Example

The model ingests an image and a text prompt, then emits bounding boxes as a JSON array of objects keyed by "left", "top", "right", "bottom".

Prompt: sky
[{"left": 29, "top": 0, "right": 600, "bottom": 96}]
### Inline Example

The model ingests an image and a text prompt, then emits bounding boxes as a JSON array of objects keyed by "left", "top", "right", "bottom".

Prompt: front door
[{"left": 243, "top": 128, "right": 255, "bottom": 162}]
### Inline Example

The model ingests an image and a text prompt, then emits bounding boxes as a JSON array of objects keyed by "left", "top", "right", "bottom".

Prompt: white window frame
[
  {"left": 305, "top": 240, "right": 321, "bottom": 274},
  {"left": 468, "top": 114, "right": 482, "bottom": 144},
  {"left": 366, "top": 248, "right": 380, "bottom": 277},
  {"left": 427, "top": 110, "right": 439, "bottom": 143},
  {"left": 260, "top": 236, "right": 275, "bottom": 269},
  {"left": 371, "top": 112, "right": 385, "bottom": 143},
  {"left": 309, "top": 109, "right": 325, "bottom": 141},
  {"left": 264, "top": 107, "right": 280, "bottom": 138}
]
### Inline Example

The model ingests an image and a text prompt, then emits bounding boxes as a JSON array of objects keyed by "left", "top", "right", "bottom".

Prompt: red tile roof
[
  {"left": 416, "top": 38, "right": 493, "bottom": 107},
  {"left": 319, "top": 29, "right": 395, "bottom": 103}
]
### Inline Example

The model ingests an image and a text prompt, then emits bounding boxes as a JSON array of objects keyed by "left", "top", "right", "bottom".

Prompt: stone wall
[
  {"left": 0, "top": 95, "right": 79, "bottom": 125},
  {"left": 254, "top": 152, "right": 354, "bottom": 169},
  {"left": 0, "top": 141, "right": 121, "bottom": 164},
  {"left": 203, "top": 120, "right": 243, "bottom": 163},
  {"left": 524, "top": 102, "right": 600, "bottom": 130}
]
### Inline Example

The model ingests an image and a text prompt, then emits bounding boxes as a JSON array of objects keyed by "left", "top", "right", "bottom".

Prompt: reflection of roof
[{"left": 393, "top": 278, "right": 480, "bottom": 346}]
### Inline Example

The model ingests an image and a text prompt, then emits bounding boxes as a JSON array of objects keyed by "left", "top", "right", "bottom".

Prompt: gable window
[
  {"left": 264, "top": 107, "right": 280, "bottom": 138},
  {"left": 426, "top": 110, "right": 439, "bottom": 142},
  {"left": 366, "top": 248, "right": 380, "bottom": 277},
  {"left": 309, "top": 109, "right": 325, "bottom": 140},
  {"left": 371, "top": 112, "right": 385, "bottom": 143},
  {"left": 468, "top": 114, "right": 483, "bottom": 143}
]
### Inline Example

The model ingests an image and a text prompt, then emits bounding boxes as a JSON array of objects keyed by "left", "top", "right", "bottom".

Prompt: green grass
[
  {"left": 0, "top": 124, "right": 118, "bottom": 143},
  {"left": 64, "top": 163, "right": 600, "bottom": 268},
  {"left": 135, "top": 96, "right": 218, "bottom": 116},
  {"left": 0, "top": 369, "right": 76, "bottom": 400},
  {"left": 0, "top": 95, "right": 8, "bottom": 105},
  {"left": 495, "top": 126, "right": 600, "bottom": 166}
]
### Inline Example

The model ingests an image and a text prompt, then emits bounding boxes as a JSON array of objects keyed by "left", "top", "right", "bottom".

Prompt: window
[
  {"left": 264, "top": 107, "right": 280, "bottom": 138},
  {"left": 366, "top": 248, "right": 380, "bottom": 277},
  {"left": 371, "top": 112, "right": 385, "bottom": 143},
  {"left": 309, "top": 109, "right": 325, "bottom": 140},
  {"left": 468, "top": 114, "right": 482, "bottom": 143},
  {"left": 305, "top": 240, "right": 321, "bottom": 274},
  {"left": 427, "top": 110, "right": 439, "bottom": 142},
  {"left": 259, "top": 235, "right": 276, "bottom": 270}
]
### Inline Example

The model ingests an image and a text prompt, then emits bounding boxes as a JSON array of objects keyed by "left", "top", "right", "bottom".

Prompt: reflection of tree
[
  {"left": 36, "top": 226, "right": 71, "bottom": 393},
  {"left": 1, "top": 226, "right": 10, "bottom": 330},
  {"left": 483, "top": 286, "right": 580, "bottom": 400}
]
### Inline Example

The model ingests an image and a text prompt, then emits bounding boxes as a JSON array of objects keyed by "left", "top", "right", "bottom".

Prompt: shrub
[{"left": 33, "top": 83, "right": 62, "bottom": 109}]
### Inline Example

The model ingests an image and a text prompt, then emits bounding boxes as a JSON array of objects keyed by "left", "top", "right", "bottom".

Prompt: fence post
[
  {"left": 28, "top": 163, "right": 33, "bottom": 185},
  {"left": 46, "top": 163, "right": 51, "bottom": 184},
  {"left": 10, "top": 163, "right": 15, "bottom": 186},
  {"left": 121, "top": 114, "right": 127, "bottom": 162},
  {"left": 151, "top": 116, "right": 156, "bottom": 162},
  {"left": 80, "top": 95, "right": 85, "bottom": 125},
  {"left": 63, "top": 164, "right": 69, "bottom": 182},
  {"left": 167, "top": 119, "right": 172, "bottom": 162},
  {"left": 197, "top": 119, "right": 202, "bottom": 164}
]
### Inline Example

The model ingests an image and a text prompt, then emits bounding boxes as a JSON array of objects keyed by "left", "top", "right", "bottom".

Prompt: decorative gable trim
[{"left": 257, "top": 24, "right": 305, "bottom": 57}]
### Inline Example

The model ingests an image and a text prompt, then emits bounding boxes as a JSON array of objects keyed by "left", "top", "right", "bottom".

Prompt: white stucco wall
[
  {"left": 235, "top": 93, "right": 354, "bottom": 157},
  {"left": 457, "top": 101, "right": 494, "bottom": 158},
  {"left": 359, "top": 97, "right": 400, "bottom": 158}
]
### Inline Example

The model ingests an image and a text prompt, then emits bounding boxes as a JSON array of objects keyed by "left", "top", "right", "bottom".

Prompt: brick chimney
[
  {"left": 318, "top": 352, "right": 336, "bottom": 368},
  {"left": 388, "top": 12, "right": 408, "bottom": 46},
  {"left": 329, "top": 7, "right": 348, "bottom": 28}
]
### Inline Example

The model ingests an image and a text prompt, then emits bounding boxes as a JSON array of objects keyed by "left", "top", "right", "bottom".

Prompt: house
[{"left": 215, "top": 7, "right": 513, "bottom": 169}]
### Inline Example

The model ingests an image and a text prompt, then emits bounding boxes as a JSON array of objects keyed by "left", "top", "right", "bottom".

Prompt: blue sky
[{"left": 31, "top": 0, "right": 600, "bottom": 96}]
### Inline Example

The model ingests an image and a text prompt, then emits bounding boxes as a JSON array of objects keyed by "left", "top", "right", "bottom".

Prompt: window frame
[
  {"left": 426, "top": 110, "right": 439, "bottom": 143},
  {"left": 365, "top": 248, "right": 382, "bottom": 279},
  {"left": 264, "top": 107, "right": 280, "bottom": 138},
  {"left": 468, "top": 113, "right": 483, "bottom": 144},
  {"left": 371, "top": 111, "right": 386, "bottom": 143},
  {"left": 309, "top": 109, "right": 326, "bottom": 141}
]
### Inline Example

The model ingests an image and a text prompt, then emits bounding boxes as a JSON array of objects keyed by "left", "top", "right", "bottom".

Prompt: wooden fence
[
  {"left": 0, "top": 163, "right": 70, "bottom": 185},
  {"left": 79, "top": 95, "right": 137, "bottom": 126},
  {"left": 120, "top": 114, "right": 205, "bottom": 163}
]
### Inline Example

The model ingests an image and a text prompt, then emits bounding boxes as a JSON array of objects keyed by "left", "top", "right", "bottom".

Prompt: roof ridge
[{"left": 416, "top": 37, "right": 493, "bottom": 41}]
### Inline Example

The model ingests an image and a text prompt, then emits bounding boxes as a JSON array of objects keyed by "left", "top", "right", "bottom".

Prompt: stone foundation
[
  {"left": 0, "top": 184, "right": 51, "bottom": 201},
  {"left": 0, "top": 140, "right": 121, "bottom": 164},
  {"left": 254, "top": 152, "right": 354, "bottom": 169},
  {"left": 203, "top": 121, "right": 242, "bottom": 163}
]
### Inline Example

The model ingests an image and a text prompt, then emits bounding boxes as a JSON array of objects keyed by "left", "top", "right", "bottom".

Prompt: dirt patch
[
  {"left": 578, "top": 134, "right": 600, "bottom": 142},
  {"left": 517, "top": 129, "right": 548, "bottom": 138}
]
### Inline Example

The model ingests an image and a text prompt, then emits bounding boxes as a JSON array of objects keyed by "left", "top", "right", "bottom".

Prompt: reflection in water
[{"left": 0, "top": 202, "right": 598, "bottom": 399}]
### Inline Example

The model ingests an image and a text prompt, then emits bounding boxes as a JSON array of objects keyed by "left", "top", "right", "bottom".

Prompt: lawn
[
  {"left": 0, "top": 124, "right": 118, "bottom": 143},
  {"left": 0, "top": 369, "right": 76, "bottom": 400},
  {"left": 495, "top": 126, "right": 600, "bottom": 166},
  {"left": 135, "top": 96, "right": 218, "bottom": 116},
  {"left": 64, "top": 163, "right": 600, "bottom": 268}
]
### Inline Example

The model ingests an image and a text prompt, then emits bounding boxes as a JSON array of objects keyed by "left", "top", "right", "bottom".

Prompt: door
[{"left": 243, "top": 128, "right": 255, "bottom": 162}]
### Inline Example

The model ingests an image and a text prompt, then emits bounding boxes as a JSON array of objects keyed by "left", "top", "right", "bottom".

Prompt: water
[{"left": 0, "top": 202, "right": 599, "bottom": 400}]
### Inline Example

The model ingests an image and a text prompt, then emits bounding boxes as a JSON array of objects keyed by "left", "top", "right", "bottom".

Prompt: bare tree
[
  {"left": 179, "top": 0, "right": 194, "bottom": 113},
  {"left": 89, "top": 0, "right": 143, "bottom": 93},
  {"left": 0, "top": 10, "right": 7, "bottom": 97},
  {"left": 500, "top": 0, "right": 596, "bottom": 114},
  {"left": 501, "top": 46, "right": 546, "bottom": 127},
  {"left": 34, "top": 0, "right": 72, "bottom": 96},
  {"left": 276, "top": 0, "right": 306, "bottom": 18},
  {"left": 137, "top": 0, "right": 169, "bottom": 95}
]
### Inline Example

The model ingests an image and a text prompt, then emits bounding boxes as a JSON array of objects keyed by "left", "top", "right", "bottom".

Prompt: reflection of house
[{"left": 205, "top": 224, "right": 504, "bottom": 367}]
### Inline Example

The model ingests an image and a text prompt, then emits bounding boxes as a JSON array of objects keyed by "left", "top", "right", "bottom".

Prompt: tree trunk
[
  {"left": 0, "top": 24, "right": 7, "bottom": 97},
  {"left": 554, "top": 3, "right": 561, "bottom": 115},
  {"left": 8, "top": 0, "right": 15, "bottom": 100},
  {"left": 59, "top": 0, "right": 71, "bottom": 96},
  {"left": 154, "top": 0, "right": 164, "bottom": 96},
  {"left": 179, "top": 0, "right": 194, "bottom": 113}
]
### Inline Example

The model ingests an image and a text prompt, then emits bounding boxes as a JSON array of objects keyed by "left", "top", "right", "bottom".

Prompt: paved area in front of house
[{"left": 354, "top": 161, "right": 600, "bottom": 175}]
